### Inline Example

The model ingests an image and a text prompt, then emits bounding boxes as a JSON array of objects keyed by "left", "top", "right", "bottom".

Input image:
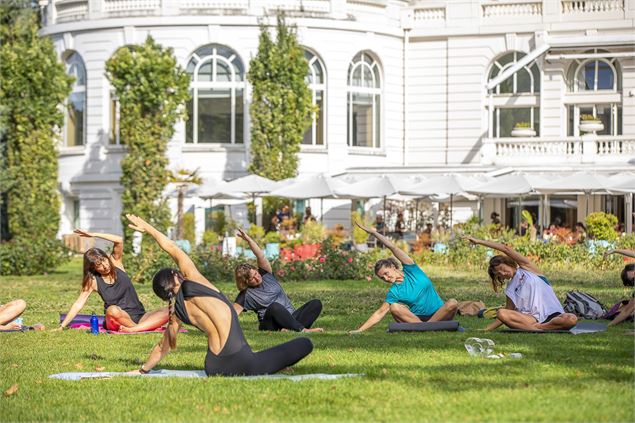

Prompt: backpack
[{"left": 563, "top": 291, "right": 606, "bottom": 319}]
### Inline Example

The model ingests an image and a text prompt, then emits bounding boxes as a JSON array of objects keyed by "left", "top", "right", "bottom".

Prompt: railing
[
  {"left": 55, "top": 0, "right": 88, "bottom": 23},
  {"left": 481, "top": 0, "right": 542, "bottom": 18},
  {"left": 104, "top": 0, "right": 160, "bottom": 13},
  {"left": 481, "top": 135, "right": 635, "bottom": 165},
  {"left": 413, "top": 7, "right": 445, "bottom": 22},
  {"left": 561, "top": 0, "right": 624, "bottom": 13},
  {"left": 179, "top": 0, "right": 249, "bottom": 9}
]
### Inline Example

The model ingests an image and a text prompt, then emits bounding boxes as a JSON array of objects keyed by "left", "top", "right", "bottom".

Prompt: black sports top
[
  {"left": 174, "top": 280, "right": 248, "bottom": 356},
  {"left": 95, "top": 267, "right": 146, "bottom": 318}
]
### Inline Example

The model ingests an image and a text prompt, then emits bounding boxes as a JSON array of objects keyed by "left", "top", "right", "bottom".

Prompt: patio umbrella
[
  {"left": 536, "top": 172, "right": 616, "bottom": 215},
  {"left": 198, "top": 181, "right": 246, "bottom": 230},
  {"left": 335, "top": 175, "right": 408, "bottom": 223},
  {"left": 269, "top": 173, "right": 347, "bottom": 221},
  {"left": 224, "top": 174, "right": 281, "bottom": 223},
  {"left": 401, "top": 175, "right": 484, "bottom": 227}
]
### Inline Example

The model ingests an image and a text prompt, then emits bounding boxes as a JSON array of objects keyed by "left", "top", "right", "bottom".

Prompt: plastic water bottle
[
  {"left": 464, "top": 337, "right": 495, "bottom": 357},
  {"left": 12, "top": 317, "right": 23, "bottom": 326},
  {"left": 90, "top": 313, "right": 99, "bottom": 335}
]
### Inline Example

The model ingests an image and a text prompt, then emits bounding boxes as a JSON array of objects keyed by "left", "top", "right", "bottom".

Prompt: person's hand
[
  {"left": 463, "top": 235, "right": 478, "bottom": 245},
  {"left": 235, "top": 227, "right": 248, "bottom": 241},
  {"left": 604, "top": 249, "right": 615, "bottom": 258},
  {"left": 354, "top": 220, "right": 376, "bottom": 235},
  {"left": 73, "top": 229, "right": 93, "bottom": 238},
  {"left": 126, "top": 214, "right": 150, "bottom": 233},
  {"left": 50, "top": 326, "right": 65, "bottom": 332},
  {"left": 126, "top": 369, "right": 142, "bottom": 375}
]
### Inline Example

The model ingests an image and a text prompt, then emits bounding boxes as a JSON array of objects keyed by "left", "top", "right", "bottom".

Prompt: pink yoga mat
[{"left": 69, "top": 323, "right": 187, "bottom": 334}]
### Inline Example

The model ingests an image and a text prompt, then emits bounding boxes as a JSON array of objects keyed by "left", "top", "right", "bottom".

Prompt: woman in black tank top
[
  {"left": 126, "top": 214, "right": 313, "bottom": 376},
  {"left": 57, "top": 230, "right": 169, "bottom": 332}
]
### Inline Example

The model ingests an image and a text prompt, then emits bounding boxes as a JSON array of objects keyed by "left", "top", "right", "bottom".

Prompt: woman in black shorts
[
  {"left": 57, "top": 229, "right": 168, "bottom": 332},
  {"left": 126, "top": 215, "right": 313, "bottom": 376}
]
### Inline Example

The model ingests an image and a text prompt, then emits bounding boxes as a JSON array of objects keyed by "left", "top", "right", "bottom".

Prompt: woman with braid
[
  {"left": 125, "top": 214, "right": 313, "bottom": 377},
  {"left": 350, "top": 220, "right": 459, "bottom": 333}
]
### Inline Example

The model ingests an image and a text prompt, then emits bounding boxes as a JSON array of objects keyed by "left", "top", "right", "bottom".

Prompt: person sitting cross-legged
[
  {"left": 604, "top": 249, "right": 635, "bottom": 327},
  {"left": 233, "top": 228, "right": 324, "bottom": 333},
  {"left": 465, "top": 236, "right": 577, "bottom": 331},
  {"left": 349, "top": 220, "right": 459, "bottom": 334},
  {"left": 0, "top": 299, "right": 27, "bottom": 330}
]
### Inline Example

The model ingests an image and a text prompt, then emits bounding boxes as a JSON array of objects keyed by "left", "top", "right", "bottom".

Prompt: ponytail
[{"left": 165, "top": 293, "right": 177, "bottom": 350}]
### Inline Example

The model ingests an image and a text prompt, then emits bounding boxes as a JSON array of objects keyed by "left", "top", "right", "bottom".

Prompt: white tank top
[{"left": 505, "top": 268, "right": 564, "bottom": 323}]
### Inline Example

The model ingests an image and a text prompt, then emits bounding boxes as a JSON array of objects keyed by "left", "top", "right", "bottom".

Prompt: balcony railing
[
  {"left": 481, "top": 135, "right": 635, "bottom": 165},
  {"left": 561, "top": 0, "right": 624, "bottom": 14},
  {"left": 481, "top": 0, "right": 543, "bottom": 19}
]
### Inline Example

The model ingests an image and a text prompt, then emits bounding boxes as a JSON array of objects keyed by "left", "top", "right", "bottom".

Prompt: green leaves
[
  {"left": 106, "top": 36, "right": 190, "bottom": 273},
  {"left": 247, "top": 12, "right": 316, "bottom": 181}
]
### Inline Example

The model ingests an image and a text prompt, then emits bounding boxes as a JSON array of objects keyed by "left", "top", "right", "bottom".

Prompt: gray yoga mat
[
  {"left": 387, "top": 320, "right": 460, "bottom": 333},
  {"left": 49, "top": 370, "right": 363, "bottom": 381},
  {"left": 500, "top": 321, "right": 608, "bottom": 335}
]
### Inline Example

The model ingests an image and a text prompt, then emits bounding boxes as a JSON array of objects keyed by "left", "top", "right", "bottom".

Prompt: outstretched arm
[
  {"left": 465, "top": 236, "right": 541, "bottom": 275},
  {"left": 236, "top": 228, "right": 272, "bottom": 273},
  {"left": 605, "top": 249, "right": 635, "bottom": 259},
  {"left": 56, "top": 283, "right": 95, "bottom": 330},
  {"left": 349, "top": 302, "right": 391, "bottom": 333},
  {"left": 354, "top": 220, "right": 414, "bottom": 265},
  {"left": 130, "top": 320, "right": 181, "bottom": 374},
  {"left": 74, "top": 229, "right": 124, "bottom": 263},
  {"left": 126, "top": 214, "right": 202, "bottom": 281}
]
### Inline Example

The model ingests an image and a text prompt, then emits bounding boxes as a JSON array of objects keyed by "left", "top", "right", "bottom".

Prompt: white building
[{"left": 42, "top": 0, "right": 635, "bottom": 239}]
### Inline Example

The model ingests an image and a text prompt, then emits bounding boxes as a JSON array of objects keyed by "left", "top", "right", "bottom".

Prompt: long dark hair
[
  {"left": 621, "top": 264, "right": 635, "bottom": 287},
  {"left": 82, "top": 248, "right": 116, "bottom": 291},
  {"left": 487, "top": 255, "right": 518, "bottom": 292},
  {"left": 152, "top": 268, "right": 183, "bottom": 350}
]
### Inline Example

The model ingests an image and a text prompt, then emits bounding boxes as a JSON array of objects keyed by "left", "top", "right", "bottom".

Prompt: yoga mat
[
  {"left": 0, "top": 326, "right": 36, "bottom": 333},
  {"left": 49, "top": 370, "right": 363, "bottom": 381},
  {"left": 60, "top": 313, "right": 105, "bottom": 326},
  {"left": 500, "top": 321, "right": 608, "bottom": 335},
  {"left": 68, "top": 323, "right": 187, "bottom": 334},
  {"left": 387, "top": 321, "right": 460, "bottom": 333}
]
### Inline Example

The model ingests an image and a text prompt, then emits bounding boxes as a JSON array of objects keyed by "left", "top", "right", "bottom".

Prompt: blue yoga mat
[{"left": 49, "top": 370, "right": 363, "bottom": 381}]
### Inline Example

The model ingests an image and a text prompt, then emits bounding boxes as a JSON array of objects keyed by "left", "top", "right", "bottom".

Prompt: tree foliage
[
  {"left": 0, "top": 0, "right": 72, "bottom": 274},
  {"left": 105, "top": 36, "right": 190, "bottom": 280},
  {"left": 247, "top": 12, "right": 316, "bottom": 181}
]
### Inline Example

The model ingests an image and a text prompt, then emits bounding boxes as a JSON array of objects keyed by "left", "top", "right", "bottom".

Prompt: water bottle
[
  {"left": 464, "top": 337, "right": 495, "bottom": 357},
  {"left": 12, "top": 317, "right": 23, "bottom": 326},
  {"left": 90, "top": 313, "right": 99, "bottom": 335}
]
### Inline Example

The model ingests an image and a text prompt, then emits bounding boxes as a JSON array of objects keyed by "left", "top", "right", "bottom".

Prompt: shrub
[
  {"left": 0, "top": 238, "right": 71, "bottom": 276},
  {"left": 202, "top": 230, "right": 220, "bottom": 246},
  {"left": 300, "top": 220, "right": 326, "bottom": 244},
  {"left": 182, "top": 213, "right": 195, "bottom": 245},
  {"left": 351, "top": 211, "right": 370, "bottom": 244},
  {"left": 247, "top": 224, "right": 266, "bottom": 245},
  {"left": 209, "top": 210, "right": 227, "bottom": 235},
  {"left": 264, "top": 231, "right": 281, "bottom": 244},
  {"left": 585, "top": 212, "right": 618, "bottom": 241}
]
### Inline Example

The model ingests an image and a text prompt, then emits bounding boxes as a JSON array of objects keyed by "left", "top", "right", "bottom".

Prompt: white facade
[{"left": 42, "top": 0, "right": 635, "bottom": 236}]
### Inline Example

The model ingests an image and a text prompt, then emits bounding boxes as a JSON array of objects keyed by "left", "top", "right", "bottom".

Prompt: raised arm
[
  {"left": 126, "top": 214, "right": 202, "bottom": 281},
  {"left": 605, "top": 249, "right": 635, "bottom": 259},
  {"left": 354, "top": 220, "right": 414, "bottom": 265},
  {"left": 74, "top": 229, "right": 124, "bottom": 263},
  {"left": 465, "top": 236, "right": 541, "bottom": 275},
  {"left": 349, "top": 302, "right": 390, "bottom": 333},
  {"left": 236, "top": 228, "right": 272, "bottom": 273}
]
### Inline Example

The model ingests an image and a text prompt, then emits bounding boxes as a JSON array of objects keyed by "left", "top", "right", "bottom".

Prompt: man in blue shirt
[{"left": 350, "top": 220, "right": 458, "bottom": 333}]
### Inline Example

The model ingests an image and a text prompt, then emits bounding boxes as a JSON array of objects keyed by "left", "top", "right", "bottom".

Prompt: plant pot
[
  {"left": 511, "top": 127, "right": 536, "bottom": 137},
  {"left": 355, "top": 243, "right": 368, "bottom": 252},
  {"left": 579, "top": 120, "right": 604, "bottom": 133},
  {"left": 264, "top": 243, "right": 280, "bottom": 259}
]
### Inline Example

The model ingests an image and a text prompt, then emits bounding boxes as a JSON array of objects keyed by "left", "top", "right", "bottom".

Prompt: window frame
[
  {"left": 347, "top": 51, "right": 382, "bottom": 149},
  {"left": 303, "top": 49, "right": 327, "bottom": 147},
  {"left": 63, "top": 51, "right": 87, "bottom": 147}
]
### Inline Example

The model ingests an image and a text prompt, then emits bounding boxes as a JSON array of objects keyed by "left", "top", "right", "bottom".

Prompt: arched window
[
  {"left": 302, "top": 50, "right": 326, "bottom": 146},
  {"left": 185, "top": 44, "right": 244, "bottom": 144},
  {"left": 487, "top": 51, "right": 540, "bottom": 138},
  {"left": 64, "top": 52, "right": 86, "bottom": 146},
  {"left": 566, "top": 50, "right": 622, "bottom": 136},
  {"left": 347, "top": 51, "right": 381, "bottom": 148}
]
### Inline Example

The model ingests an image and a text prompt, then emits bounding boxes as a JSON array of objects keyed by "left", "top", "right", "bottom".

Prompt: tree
[
  {"left": 105, "top": 36, "right": 190, "bottom": 281},
  {"left": 247, "top": 12, "right": 316, "bottom": 181},
  {"left": 0, "top": 0, "right": 73, "bottom": 275},
  {"left": 169, "top": 168, "right": 202, "bottom": 240}
]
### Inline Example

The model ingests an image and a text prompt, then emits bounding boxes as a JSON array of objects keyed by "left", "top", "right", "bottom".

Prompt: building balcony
[{"left": 481, "top": 135, "right": 635, "bottom": 166}]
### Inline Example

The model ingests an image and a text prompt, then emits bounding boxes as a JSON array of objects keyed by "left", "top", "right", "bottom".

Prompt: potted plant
[
  {"left": 511, "top": 121, "right": 536, "bottom": 137},
  {"left": 263, "top": 231, "right": 281, "bottom": 259},
  {"left": 351, "top": 211, "right": 370, "bottom": 251},
  {"left": 579, "top": 114, "right": 604, "bottom": 133},
  {"left": 299, "top": 220, "right": 326, "bottom": 259}
]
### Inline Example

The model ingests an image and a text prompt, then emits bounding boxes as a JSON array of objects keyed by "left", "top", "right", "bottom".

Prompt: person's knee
[
  {"left": 267, "top": 302, "right": 285, "bottom": 313},
  {"left": 309, "top": 299, "right": 323, "bottom": 313},
  {"left": 496, "top": 309, "right": 510, "bottom": 320},
  {"left": 563, "top": 313, "right": 578, "bottom": 326},
  {"left": 296, "top": 337, "right": 313, "bottom": 355},
  {"left": 445, "top": 299, "right": 458, "bottom": 311},
  {"left": 106, "top": 305, "right": 123, "bottom": 318},
  {"left": 389, "top": 303, "right": 407, "bottom": 316},
  {"left": 11, "top": 299, "right": 27, "bottom": 313}
]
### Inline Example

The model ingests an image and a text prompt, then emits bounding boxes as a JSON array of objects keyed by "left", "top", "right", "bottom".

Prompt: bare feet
[
  {"left": 0, "top": 322, "right": 22, "bottom": 331},
  {"left": 301, "top": 327, "right": 324, "bottom": 333},
  {"left": 33, "top": 323, "right": 45, "bottom": 331},
  {"left": 119, "top": 325, "right": 136, "bottom": 333}
]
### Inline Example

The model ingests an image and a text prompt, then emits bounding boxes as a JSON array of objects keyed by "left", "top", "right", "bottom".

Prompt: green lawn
[{"left": 1, "top": 259, "right": 633, "bottom": 422}]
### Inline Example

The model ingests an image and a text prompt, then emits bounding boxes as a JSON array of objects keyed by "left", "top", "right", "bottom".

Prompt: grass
[{"left": 1, "top": 259, "right": 633, "bottom": 422}]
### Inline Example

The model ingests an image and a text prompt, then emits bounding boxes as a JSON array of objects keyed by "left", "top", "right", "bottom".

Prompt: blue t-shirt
[{"left": 385, "top": 263, "right": 444, "bottom": 316}]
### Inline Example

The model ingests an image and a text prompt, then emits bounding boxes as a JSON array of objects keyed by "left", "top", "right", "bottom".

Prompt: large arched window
[
  {"left": 186, "top": 44, "right": 244, "bottom": 144},
  {"left": 347, "top": 51, "right": 381, "bottom": 148},
  {"left": 302, "top": 50, "right": 326, "bottom": 146},
  {"left": 566, "top": 50, "right": 622, "bottom": 136},
  {"left": 64, "top": 52, "right": 86, "bottom": 146},
  {"left": 487, "top": 51, "right": 540, "bottom": 138}
]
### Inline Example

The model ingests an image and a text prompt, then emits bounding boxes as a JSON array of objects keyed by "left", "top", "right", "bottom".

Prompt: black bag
[{"left": 563, "top": 291, "right": 606, "bottom": 319}]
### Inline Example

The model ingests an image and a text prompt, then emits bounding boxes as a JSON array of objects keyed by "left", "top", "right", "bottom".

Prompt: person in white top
[{"left": 465, "top": 236, "right": 578, "bottom": 331}]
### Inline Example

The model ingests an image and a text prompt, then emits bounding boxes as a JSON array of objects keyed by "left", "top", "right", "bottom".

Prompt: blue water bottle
[{"left": 90, "top": 313, "right": 99, "bottom": 335}]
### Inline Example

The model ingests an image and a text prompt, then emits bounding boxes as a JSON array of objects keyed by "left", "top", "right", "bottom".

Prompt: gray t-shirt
[{"left": 235, "top": 268, "right": 295, "bottom": 321}]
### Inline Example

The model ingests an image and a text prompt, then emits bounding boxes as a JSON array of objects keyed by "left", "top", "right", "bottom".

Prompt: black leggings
[
  {"left": 205, "top": 337, "right": 313, "bottom": 376},
  {"left": 259, "top": 299, "right": 322, "bottom": 332}
]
